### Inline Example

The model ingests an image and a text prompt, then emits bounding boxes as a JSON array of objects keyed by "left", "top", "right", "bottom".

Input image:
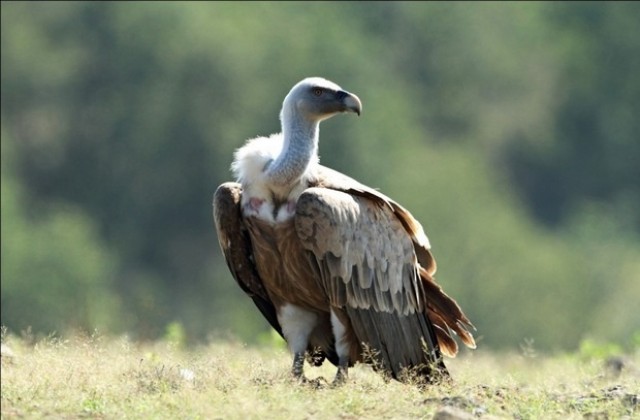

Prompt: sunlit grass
[{"left": 1, "top": 329, "right": 638, "bottom": 419}]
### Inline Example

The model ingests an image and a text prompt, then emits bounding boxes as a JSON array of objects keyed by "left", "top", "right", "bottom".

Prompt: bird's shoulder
[{"left": 301, "top": 165, "right": 436, "bottom": 274}]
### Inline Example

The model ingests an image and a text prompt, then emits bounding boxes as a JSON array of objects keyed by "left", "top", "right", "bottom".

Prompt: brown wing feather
[
  {"left": 303, "top": 166, "right": 475, "bottom": 357},
  {"left": 213, "top": 183, "right": 282, "bottom": 335},
  {"left": 214, "top": 183, "right": 269, "bottom": 299},
  {"left": 312, "top": 165, "right": 437, "bottom": 275},
  {"left": 213, "top": 182, "right": 338, "bottom": 366},
  {"left": 295, "top": 188, "right": 422, "bottom": 315},
  {"left": 295, "top": 187, "right": 449, "bottom": 381}
]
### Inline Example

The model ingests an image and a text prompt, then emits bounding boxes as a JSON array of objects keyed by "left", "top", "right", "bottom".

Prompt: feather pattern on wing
[
  {"left": 295, "top": 187, "right": 424, "bottom": 316},
  {"left": 300, "top": 166, "right": 476, "bottom": 359},
  {"left": 294, "top": 182, "right": 453, "bottom": 379}
]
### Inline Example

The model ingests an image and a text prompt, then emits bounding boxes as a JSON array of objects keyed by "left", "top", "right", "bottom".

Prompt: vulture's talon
[
  {"left": 331, "top": 367, "right": 348, "bottom": 387},
  {"left": 295, "top": 375, "right": 327, "bottom": 389}
]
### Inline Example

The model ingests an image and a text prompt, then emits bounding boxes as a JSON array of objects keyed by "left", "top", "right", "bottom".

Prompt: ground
[{"left": 1, "top": 331, "right": 638, "bottom": 419}]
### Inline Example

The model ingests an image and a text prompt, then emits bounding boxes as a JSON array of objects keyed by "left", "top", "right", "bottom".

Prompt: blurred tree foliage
[
  {"left": 1, "top": 2, "right": 638, "bottom": 351},
  {"left": 2, "top": 131, "right": 122, "bottom": 334}
]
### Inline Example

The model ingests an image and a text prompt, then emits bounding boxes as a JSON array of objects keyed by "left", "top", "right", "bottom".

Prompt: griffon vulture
[{"left": 213, "top": 77, "right": 475, "bottom": 385}]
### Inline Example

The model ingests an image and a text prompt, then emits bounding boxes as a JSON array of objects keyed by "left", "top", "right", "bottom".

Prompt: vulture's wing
[
  {"left": 296, "top": 168, "right": 475, "bottom": 378},
  {"left": 213, "top": 182, "right": 283, "bottom": 336},
  {"left": 312, "top": 166, "right": 438, "bottom": 276},
  {"left": 213, "top": 182, "right": 338, "bottom": 366}
]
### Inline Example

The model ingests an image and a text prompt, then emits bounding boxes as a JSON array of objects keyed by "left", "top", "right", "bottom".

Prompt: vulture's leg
[
  {"left": 330, "top": 310, "right": 350, "bottom": 386},
  {"left": 333, "top": 356, "right": 349, "bottom": 385},
  {"left": 292, "top": 351, "right": 306, "bottom": 379},
  {"left": 278, "top": 304, "right": 318, "bottom": 383}
]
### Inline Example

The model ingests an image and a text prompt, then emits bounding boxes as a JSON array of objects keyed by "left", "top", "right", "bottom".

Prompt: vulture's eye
[{"left": 313, "top": 88, "right": 323, "bottom": 96}]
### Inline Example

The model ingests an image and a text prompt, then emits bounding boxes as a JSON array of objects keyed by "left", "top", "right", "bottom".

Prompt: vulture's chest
[
  {"left": 244, "top": 217, "right": 327, "bottom": 311},
  {"left": 240, "top": 176, "right": 312, "bottom": 224}
]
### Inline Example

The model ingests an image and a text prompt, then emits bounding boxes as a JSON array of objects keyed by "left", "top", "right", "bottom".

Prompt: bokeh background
[{"left": 2, "top": 1, "right": 639, "bottom": 352}]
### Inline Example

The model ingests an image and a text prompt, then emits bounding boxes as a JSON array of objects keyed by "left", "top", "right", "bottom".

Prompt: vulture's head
[{"left": 280, "top": 77, "right": 362, "bottom": 124}]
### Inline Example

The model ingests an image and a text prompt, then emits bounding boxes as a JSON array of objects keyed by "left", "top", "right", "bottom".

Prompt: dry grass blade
[{"left": 1, "top": 332, "right": 638, "bottom": 419}]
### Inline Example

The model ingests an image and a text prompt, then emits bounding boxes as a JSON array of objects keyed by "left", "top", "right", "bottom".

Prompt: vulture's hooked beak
[{"left": 338, "top": 90, "right": 362, "bottom": 116}]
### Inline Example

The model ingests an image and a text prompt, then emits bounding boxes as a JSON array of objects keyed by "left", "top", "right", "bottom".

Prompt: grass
[{"left": 1, "top": 330, "right": 638, "bottom": 419}]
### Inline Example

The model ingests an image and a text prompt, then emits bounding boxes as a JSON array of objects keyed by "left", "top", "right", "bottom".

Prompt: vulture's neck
[{"left": 266, "top": 112, "right": 319, "bottom": 187}]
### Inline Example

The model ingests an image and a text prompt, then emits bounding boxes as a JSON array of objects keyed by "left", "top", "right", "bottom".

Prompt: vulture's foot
[
  {"left": 300, "top": 376, "right": 328, "bottom": 389},
  {"left": 291, "top": 352, "right": 328, "bottom": 388},
  {"left": 290, "top": 351, "right": 316, "bottom": 386},
  {"left": 331, "top": 363, "right": 349, "bottom": 387}
]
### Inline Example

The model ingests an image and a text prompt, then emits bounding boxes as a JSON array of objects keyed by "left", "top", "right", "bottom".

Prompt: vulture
[{"left": 213, "top": 77, "right": 475, "bottom": 385}]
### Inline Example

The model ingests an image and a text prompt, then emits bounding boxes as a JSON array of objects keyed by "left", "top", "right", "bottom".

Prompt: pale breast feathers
[{"left": 231, "top": 133, "right": 283, "bottom": 186}]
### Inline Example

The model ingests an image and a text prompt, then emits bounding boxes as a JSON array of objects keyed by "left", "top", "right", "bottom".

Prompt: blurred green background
[{"left": 2, "top": 1, "right": 639, "bottom": 352}]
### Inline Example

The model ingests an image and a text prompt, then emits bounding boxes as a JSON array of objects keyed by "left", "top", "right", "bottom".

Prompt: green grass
[{"left": 1, "top": 331, "right": 638, "bottom": 419}]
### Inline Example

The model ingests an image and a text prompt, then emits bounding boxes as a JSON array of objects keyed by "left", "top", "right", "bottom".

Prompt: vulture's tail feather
[
  {"left": 419, "top": 267, "right": 476, "bottom": 356},
  {"left": 345, "top": 307, "right": 449, "bottom": 384}
]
